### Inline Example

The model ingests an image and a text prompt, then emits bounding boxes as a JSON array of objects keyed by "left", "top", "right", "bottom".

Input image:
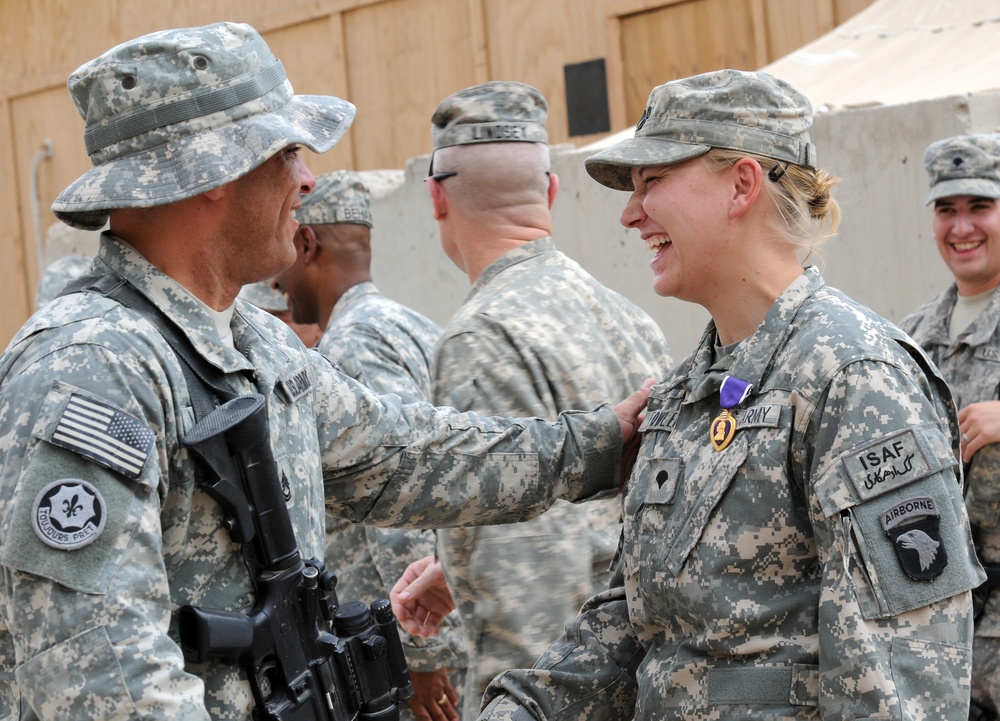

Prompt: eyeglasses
[{"left": 425, "top": 171, "right": 457, "bottom": 182}]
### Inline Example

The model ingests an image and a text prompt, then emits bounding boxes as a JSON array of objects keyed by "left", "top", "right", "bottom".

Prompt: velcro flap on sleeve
[{"left": 815, "top": 425, "right": 957, "bottom": 518}]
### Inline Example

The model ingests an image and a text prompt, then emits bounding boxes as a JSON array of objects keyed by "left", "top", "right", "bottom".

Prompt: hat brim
[
  {"left": 585, "top": 137, "right": 710, "bottom": 191},
  {"left": 52, "top": 94, "right": 356, "bottom": 230},
  {"left": 925, "top": 177, "right": 1000, "bottom": 205}
]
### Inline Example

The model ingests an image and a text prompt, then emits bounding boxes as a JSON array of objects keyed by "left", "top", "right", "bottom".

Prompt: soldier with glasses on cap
[
  {"left": 468, "top": 69, "right": 984, "bottom": 720},
  {"left": 901, "top": 134, "right": 1000, "bottom": 721},
  {"left": 0, "top": 22, "right": 650, "bottom": 721}
]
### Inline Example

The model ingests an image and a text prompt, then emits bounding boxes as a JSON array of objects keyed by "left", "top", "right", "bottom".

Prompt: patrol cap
[
  {"left": 296, "top": 170, "right": 373, "bottom": 227},
  {"left": 923, "top": 134, "right": 1000, "bottom": 204},
  {"left": 238, "top": 280, "right": 287, "bottom": 312},
  {"left": 52, "top": 21, "right": 356, "bottom": 230},
  {"left": 431, "top": 81, "right": 548, "bottom": 150},
  {"left": 585, "top": 69, "right": 817, "bottom": 191}
]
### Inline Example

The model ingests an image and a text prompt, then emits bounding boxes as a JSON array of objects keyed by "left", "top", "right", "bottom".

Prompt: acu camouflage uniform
[
  {"left": 303, "top": 173, "right": 470, "bottom": 717},
  {"left": 0, "top": 24, "right": 626, "bottom": 721},
  {"left": 428, "top": 81, "right": 672, "bottom": 714},
  {"left": 901, "top": 132, "right": 1000, "bottom": 715},
  {"left": 484, "top": 267, "right": 983, "bottom": 721},
  {"left": 484, "top": 70, "right": 983, "bottom": 721}
]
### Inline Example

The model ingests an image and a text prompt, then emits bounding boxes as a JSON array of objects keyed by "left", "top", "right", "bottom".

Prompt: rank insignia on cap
[
  {"left": 50, "top": 395, "right": 155, "bottom": 479},
  {"left": 881, "top": 496, "right": 948, "bottom": 581},
  {"left": 32, "top": 479, "right": 107, "bottom": 550}
]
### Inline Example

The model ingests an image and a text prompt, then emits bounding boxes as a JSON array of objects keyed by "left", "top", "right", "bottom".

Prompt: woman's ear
[{"left": 730, "top": 157, "right": 764, "bottom": 219}]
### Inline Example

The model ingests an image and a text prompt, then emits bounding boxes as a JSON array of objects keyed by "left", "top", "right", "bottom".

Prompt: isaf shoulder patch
[
  {"left": 32, "top": 479, "right": 107, "bottom": 550},
  {"left": 49, "top": 394, "right": 155, "bottom": 480},
  {"left": 881, "top": 496, "right": 948, "bottom": 581}
]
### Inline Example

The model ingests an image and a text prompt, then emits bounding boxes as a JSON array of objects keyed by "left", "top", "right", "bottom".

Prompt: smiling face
[
  {"left": 221, "top": 146, "right": 316, "bottom": 286},
  {"left": 618, "top": 157, "right": 733, "bottom": 305},
  {"left": 932, "top": 195, "right": 1000, "bottom": 296}
]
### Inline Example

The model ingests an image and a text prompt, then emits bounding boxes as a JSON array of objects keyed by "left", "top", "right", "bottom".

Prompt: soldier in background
[
  {"left": 0, "top": 22, "right": 648, "bottom": 721},
  {"left": 459, "top": 68, "right": 980, "bottom": 720},
  {"left": 237, "top": 279, "right": 322, "bottom": 347},
  {"left": 420, "top": 80, "right": 672, "bottom": 716},
  {"left": 900, "top": 133, "right": 1000, "bottom": 720},
  {"left": 273, "top": 170, "right": 470, "bottom": 721}
]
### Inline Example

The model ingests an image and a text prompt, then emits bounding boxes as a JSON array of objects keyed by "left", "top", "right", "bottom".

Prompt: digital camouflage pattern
[
  {"left": 34, "top": 254, "right": 93, "bottom": 310},
  {"left": 237, "top": 279, "right": 287, "bottom": 312},
  {"left": 431, "top": 236, "right": 671, "bottom": 715},
  {"left": 51, "top": 22, "right": 355, "bottom": 230},
  {"left": 431, "top": 81, "right": 548, "bottom": 151},
  {"left": 902, "top": 283, "right": 1000, "bottom": 711},
  {"left": 316, "top": 280, "right": 471, "bottom": 721},
  {"left": 585, "top": 69, "right": 818, "bottom": 192},
  {"left": 923, "top": 133, "right": 1000, "bottom": 205},
  {"left": 0, "top": 234, "right": 625, "bottom": 721},
  {"left": 296, "top": 170, "right": 373, "bottom": 228},
  {"left": 318, "top": 282, "right": 440, "bottom": 405},
  {"left": 483, "top": 268, "right": 983, "bottom": 721}
]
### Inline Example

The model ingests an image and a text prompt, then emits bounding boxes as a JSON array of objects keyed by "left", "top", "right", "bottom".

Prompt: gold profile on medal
[{"left": 711, "top": 410, "right": 737, "bottom": 452}]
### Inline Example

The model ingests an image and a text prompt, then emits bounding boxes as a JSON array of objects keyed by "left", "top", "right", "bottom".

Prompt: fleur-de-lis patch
[{"left": 32, "top": 479, "right": 107, "bottom": 550}]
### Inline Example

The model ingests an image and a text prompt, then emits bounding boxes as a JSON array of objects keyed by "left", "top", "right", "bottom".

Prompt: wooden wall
[{"left": 0, "top": 0, "right": 876, "bottom": 346}]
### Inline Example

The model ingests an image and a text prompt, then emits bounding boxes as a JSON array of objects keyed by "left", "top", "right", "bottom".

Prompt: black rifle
[{"left": 177, "top": 393, "right": 413, "bottom": 721}]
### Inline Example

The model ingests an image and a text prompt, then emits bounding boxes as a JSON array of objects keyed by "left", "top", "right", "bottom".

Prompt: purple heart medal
[{"left": 711, "top": 376, "right": 753, "bottom": 452}]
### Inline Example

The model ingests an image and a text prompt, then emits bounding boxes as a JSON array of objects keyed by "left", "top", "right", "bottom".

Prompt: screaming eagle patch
[
  {"left": 32, "top": 479, "right": 107, "bottom": 550},
  {"left": 881, "top": 496, "right": 948, "bottom": 581}
]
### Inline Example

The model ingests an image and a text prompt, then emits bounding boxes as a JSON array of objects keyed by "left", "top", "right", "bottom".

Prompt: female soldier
[{"left": 477, "top": 69, "right": 984, "bottom": 720}]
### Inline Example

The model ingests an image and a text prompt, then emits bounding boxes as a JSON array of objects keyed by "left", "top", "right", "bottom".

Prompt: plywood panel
[
  {"left": 11, "top": 87, "right": 89, "bottom": 292},
  {"left": 833, "top": 0, "right": 878, "bottom": 25},
  {"left": 0, "top": 0, "right": 119, "bottom": 94},
  {"left": 483, "top": 0, "right": 610, "bottom": 146},
  {"left": 764, "top": 0, "right": 836, "bottom": 61},
  {"left": 619, "top": 0, "right": 762, "bottom": 124},
  {"left": 0, "top": 95, "right": 32, "bottom": 346},
  {"left": 344, "top": 0, "right": 479, "bottom": 169}
]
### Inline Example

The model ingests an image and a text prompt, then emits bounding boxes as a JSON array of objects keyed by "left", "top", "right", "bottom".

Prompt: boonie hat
[
  {"left": 296, "top": 170, "right": 373, "bottom": 227},
  {"left": 585, "top": 69, "right": 817, "bottom": 191},
  {"left": 52, "top": 21, "right": 356, "bottom": 230},
  {"left": 238, "top": 280, "right": 287, "bottom": 312},
  {"left": 431, "top": 81, "right": 548, "bottom": 150},
  {"left": 923, "top": 134, "right": 1000, "bottom": 204}
]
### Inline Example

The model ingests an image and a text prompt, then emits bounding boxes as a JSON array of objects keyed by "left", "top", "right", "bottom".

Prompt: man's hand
[
  {"left": 408, "top": 669, "right": 460, "bottom": 721},
  {"left": 959, "top": 400, "right": 1000, "bottom": 463},
  {"left": 390, "top": 555, "right": 455, "bottom": 638},
  {"left": 614, "top": 378, "right": 656, "bottom": 489}
]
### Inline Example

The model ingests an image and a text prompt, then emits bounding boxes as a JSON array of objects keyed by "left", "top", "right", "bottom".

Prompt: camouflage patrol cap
[
  {"left": 431, "top": 81, "right": 548, "bottom": 150},
  {"left": 923, "top": 134, "right": 1000, "bottom": 204},
  {"left": 238, "top": 280, "right": 287, "bottom": 312},
  {"left": 51, "top": 21, "right": 356, "bottom": 230},
  {"left": 585, "top": 69, "right": 817, "bottom": 191},
  {"left": 296, "top": 170, "right": 373, "bottom": 228}
]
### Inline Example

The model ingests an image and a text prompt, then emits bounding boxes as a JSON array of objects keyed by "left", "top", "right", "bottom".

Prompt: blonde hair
[{"left": 704, "top": 148, "right": 841, "bottom": 261}]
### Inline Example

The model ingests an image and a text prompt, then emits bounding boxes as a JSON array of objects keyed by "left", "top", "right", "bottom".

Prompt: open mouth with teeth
[
  {"left": 645, "top": 236, "right": 671, "bottom": 252},
  {"left": 952, "top": 240, "right": 984, "bottom": 252}
]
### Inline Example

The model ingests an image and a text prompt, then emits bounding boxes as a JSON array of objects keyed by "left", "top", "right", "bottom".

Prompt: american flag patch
[{"left": 50, "top": 395, "right": 156, "bottom": 479}]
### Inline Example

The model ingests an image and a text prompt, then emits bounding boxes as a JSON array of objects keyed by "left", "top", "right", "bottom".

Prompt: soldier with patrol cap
[
  {"left": 273, "top": 169, "right": 471, "bottom": 721},
  {"left": 0, "top": 22, "right": 650, "bottom": 721},
  {"left": 901, "top": 133, "right": 1000, "bottom": 720},
  {"left": 416, "top": 80, "right": 671, "bottom": 716},
  {"left": 471, "top": 69, "right": 984, "bottom": 720}
]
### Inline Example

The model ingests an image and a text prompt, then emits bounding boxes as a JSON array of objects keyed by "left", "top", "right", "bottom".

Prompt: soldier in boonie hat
[
  {"left": 51, "top": 21, "right": 355, "bottom": 230},
  {"left": 923, "top": 134, "right": 1000, "bottom": 204},
  {"left": 296, "top": 170, "right": 373, "bottom": 228},
  {"left": 585, "top": 68, "right": 817, "bottom": 191}
]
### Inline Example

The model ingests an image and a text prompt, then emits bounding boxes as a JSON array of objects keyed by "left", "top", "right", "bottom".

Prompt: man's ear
[
  {"left": 298, "top": 225, "right": 320, "bottom": 263},
  {"left": 428, "top": 178, "right": 448, "bottom": 220},
  {"left": 547, "top": 172, "right": 559, "bottom": 210},
  {"left": 730, "top": 157, "right": 764, "bottom": 219}
]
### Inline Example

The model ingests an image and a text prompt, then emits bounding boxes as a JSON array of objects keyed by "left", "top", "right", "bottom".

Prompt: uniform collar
[{"left": 467, "top": 236, "right": 556, "bottom": 301}]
